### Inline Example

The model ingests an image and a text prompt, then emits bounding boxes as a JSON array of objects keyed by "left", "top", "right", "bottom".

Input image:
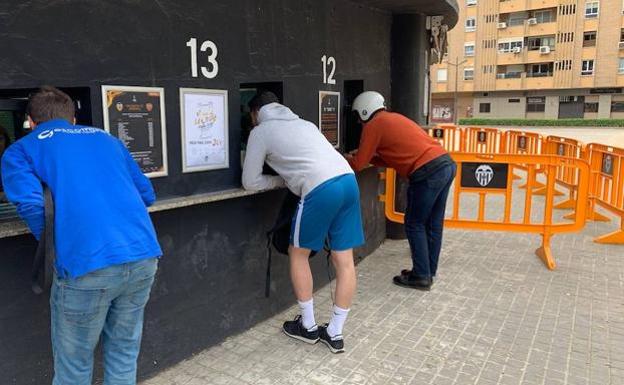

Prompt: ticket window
[
  {"left": 0, "top": 87, "right": 92, "bottom": 220},
  {"left": 239, "top": 82, "right": 283, "bottom": 175},
  {"left": 343, "top": 80, "right": 364, "bottom": 153}
]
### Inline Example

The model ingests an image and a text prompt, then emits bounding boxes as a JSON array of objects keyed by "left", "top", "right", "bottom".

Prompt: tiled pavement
[{"left": 143, "top": 204, "right": 624, "bottom": 384}]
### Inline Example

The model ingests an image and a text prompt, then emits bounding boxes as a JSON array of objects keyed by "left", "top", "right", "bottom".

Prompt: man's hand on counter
[{"left": 344, "top": 149, "right": 358, "bottom": 161}]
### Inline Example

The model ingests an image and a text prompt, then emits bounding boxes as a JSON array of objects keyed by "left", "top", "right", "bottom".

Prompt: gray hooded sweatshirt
[{"left": 242, "top": 103, "right": 353, "bottom": 197}]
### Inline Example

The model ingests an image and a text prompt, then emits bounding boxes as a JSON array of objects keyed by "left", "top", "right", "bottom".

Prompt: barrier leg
[
  {"left": 594, "top": 219, "right": 624, "bottom": 244},
  {"left": 533, "top": 186, "right": 565, "bottom": 197},
  {"left": 535, "top": 233, "right": 556, "bottom": 270},
  {"left": 564, "top": 206, "right": 610, "bottom": 222},
  {"left": 554, "top": 198, "right": 576, "bottom": 210}
]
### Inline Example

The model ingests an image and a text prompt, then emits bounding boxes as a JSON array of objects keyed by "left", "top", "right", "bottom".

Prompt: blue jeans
[
  {"left": 405, "top": 162, "right": 456, "bottom": 279},
  {"left": 50, "top": 258, "right": 158, "bottom": 385}
]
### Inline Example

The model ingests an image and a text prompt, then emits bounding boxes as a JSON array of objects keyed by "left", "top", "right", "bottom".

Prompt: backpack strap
[
  {"left": 32, "top": 185, "right": 55, "bottom": 295},
  {"left": 265, "top": 230, "right": 273, "bottom": 298}
]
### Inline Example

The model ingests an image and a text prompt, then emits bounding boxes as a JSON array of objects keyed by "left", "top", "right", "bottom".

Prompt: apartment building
[{"left": 430, "top": 0, "right": 624, "bottom": 122}]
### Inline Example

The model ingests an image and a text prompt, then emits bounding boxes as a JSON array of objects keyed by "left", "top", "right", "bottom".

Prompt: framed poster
[
  {"left": 101, "top": 85, "right": 168, "bottom": 178},
  {"left": 318, "top": 91, "right": 341, "bottom": 148},
  {"left": 179, "top": 88, "right": 229, "bottom": 173}
]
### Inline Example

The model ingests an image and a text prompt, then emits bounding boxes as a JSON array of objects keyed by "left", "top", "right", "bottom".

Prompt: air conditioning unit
[
  {"left": 619, "top": 41, "right": 624, "bottom": 49},
  {"left": 467, "top": 0, "right": 477, "bottom": 5},
  {"left": 497, "top": 22, "right": 507, "bottom": 29},
  {"left": 539, "top": 46, "right": 551, "bottom": 54},
  {"left": 512, "top": 46, "right": 522, "bottom": 54},
  {"left": 527, "top": 18, "right": 538, "bottom": 25}
]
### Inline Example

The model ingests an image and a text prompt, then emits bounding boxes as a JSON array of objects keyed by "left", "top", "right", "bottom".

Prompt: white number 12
[
  {"left": 321, "top": 55, "right": 336, "bottom": 85},
  {"left": 186, "top": 37, "right": 219, "bottom": 79}
]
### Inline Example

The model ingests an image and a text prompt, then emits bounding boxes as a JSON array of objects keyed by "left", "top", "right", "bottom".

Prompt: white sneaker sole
[{"left": 283, "top": 328, "right": 319, "bottom": 345}]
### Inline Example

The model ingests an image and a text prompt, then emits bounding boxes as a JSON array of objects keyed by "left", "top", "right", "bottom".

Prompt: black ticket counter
[{"left": 0, "top": 0, "right": 458, "bottom": 383}]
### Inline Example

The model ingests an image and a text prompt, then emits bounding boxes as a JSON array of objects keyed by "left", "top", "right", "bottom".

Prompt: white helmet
[{"left": 352, "top": 91, "right": 386, "bottom": 122}]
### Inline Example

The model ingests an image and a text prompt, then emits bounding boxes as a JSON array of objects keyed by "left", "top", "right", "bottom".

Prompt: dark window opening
[
  {"left": 344, "top": 80, "right": 365, "bottom": 153},
  {"left": 526, "top": 96, "right": 546, "bottom": 112},
  {"left": 583, "top": 31, "right": 597, "bottom": 47},
  {"left": 479, "top": 103, "right": 491, "bottom": 113},
  {"left": 508, "top": 98, "right": 520, "bottom": 103},
  {"left": 611, "top": 102, "right": 624, "bottom": 112},
  {"left": 0, "top": 87, "right": 92, "bottom": 222},
  {"left": 240, "top": 82, "right": 284, "bottom": 175},
  {"left": 584, "top": 102, "right": 599, "bottom": 112}
]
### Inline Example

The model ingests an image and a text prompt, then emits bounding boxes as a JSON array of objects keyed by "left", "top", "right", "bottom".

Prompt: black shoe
[
  {"left": 401, "top": 269, "right": 435, "bottom": 282},
  {"left": 318, "top": 324, "right": 345, "bottom": 354},
  {"left": 283, "top": 315, "right": 319, "bottom": 344},
  {"left": 393, "top": 274, "right": 432, "bottom": 291}
]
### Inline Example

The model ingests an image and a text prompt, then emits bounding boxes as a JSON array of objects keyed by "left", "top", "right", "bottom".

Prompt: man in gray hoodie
[{"left": 242, "top": 92, "right": 364, "bottom": 354}]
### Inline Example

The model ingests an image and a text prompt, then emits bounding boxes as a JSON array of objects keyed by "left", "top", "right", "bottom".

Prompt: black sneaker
[
  {"left": 282, "top": 315, "right": 319, "bottom": 344},
  {"left": 401, "top": 269, "right": 435, "bottom": 283},
  {"left": 393, "top": 274, "right": 432, "bottom": 291},
  {"left": 318, "top": 324, "right": 345, "bottom": 354}
]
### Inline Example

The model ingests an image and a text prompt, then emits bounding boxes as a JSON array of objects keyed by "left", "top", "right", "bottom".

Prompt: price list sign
[
  {"left": 319, "top": 91, "right": 341, "bottom": 148},
  {"left": 102, "top": 86, "right": 168, "bottom": 178}
]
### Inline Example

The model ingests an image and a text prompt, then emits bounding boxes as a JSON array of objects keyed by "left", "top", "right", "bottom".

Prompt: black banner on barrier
[
  {"left": 602, "top": 153, "right": 614, "bottom": 175},
  {"left": 477, "top": 131, "right": 487, "bottom": 143},
  {"left": 432, "top": 128, "right": 444, "bottom": 139},
  {"left": 557, "top": 143, "right": 565, "bottom": 156},
  {"left": 461, "top": 163, "right": 509, "bottom": 189}
]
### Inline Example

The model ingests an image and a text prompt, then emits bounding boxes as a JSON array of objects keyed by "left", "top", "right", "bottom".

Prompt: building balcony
[
  {"left": 526, "top": 48, "right": 554, "bottom": 63},
  {"left": 496, "top": 73, "right": 524, "bottom": 90},
  {"left": 527, "top": 0, "right": 559, "bottom": 10},
  {"left": 499, "top": 0, "right": 526, "bottom": 14},
  {"left": 526, "top": 21, "right": 557, "bottom": 37},
  {"left": 497, "top": 24, "right": 525, "bottom": 39},
  {"left": 525, "top": 73, "right": 554, "bottom": 89},
  {"left": 497, "top": 51, "right": 525, "bottom": 65}
]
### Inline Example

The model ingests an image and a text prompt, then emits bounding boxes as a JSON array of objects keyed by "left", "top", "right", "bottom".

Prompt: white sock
[
  {"left": 298, "top": 298, "right": 317, "bottom": 331},
  {"left": 326, "top": 305, "right": 350, "bottom": 340}
]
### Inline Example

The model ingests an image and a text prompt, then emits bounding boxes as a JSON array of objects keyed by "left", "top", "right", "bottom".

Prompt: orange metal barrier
[
  {"left": 501, "top": 130, "right": 544, "bottom": 181},
  {"left": 379, "top": 153, "right": 590, "bottom": 270},
  {"left": 537, "top": 135, "right": 587, "bottom": 201},
  {"left": 464, "top": 127, "right": 503, "bottom": 154},
  {"left": 584, "top": 143, "right": 624, "bottom": 244},
  {"left": 429, "top": 125, "right": 465, "bottom": 152},
  {"left": 502, "top": 130, "right": 543, "bottom": 155}
]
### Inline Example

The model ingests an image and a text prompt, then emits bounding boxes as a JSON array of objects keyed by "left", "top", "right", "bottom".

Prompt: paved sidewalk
[{"left": 142, "top": 206, "right": 624, "bottom": 385}]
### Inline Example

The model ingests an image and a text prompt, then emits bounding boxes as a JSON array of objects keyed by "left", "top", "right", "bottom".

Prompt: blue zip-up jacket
[{"left": 0, "top": 119, "right": 162, "bottom": 278}]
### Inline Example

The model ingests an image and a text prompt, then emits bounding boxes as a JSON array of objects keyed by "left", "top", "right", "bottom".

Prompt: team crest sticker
[{"left": 475, "top": 164, "right": 494, "bottom": 187}]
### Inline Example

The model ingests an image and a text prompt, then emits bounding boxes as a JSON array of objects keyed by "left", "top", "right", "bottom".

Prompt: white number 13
[{"left": 187, "top": 37, "right": 219, "bottom": 79}]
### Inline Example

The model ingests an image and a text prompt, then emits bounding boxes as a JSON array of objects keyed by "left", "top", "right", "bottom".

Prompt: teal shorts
[{"left": 290, "top": 173, "right": 365, "bottom": 251}]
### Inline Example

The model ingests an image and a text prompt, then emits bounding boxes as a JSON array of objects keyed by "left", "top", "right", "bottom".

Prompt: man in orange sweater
[{"left": 346, "top": 91, "right": 456, "bottom": 290}]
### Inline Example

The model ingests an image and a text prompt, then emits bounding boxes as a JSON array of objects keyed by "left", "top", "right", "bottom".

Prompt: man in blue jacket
[{"left": 1, "top": 86, "right": 162, "bottom": 385}]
